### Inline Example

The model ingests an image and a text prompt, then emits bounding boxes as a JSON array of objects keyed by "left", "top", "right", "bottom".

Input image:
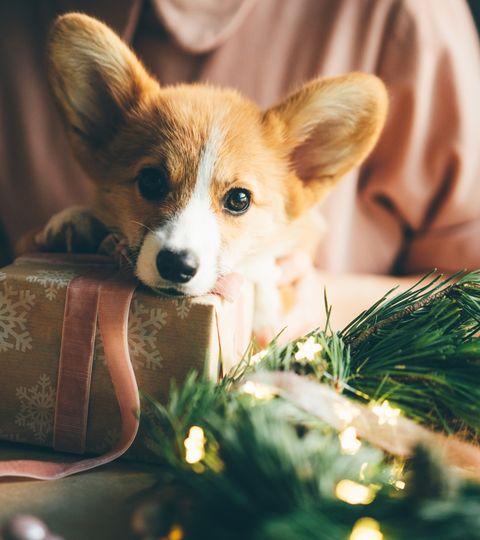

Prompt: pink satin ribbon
[
  {"left": 211, "top": 273, "right": 246, "bottom": 303},
  {"left": 53, "top": 266, "right": 117, "bottom": 454},
  {"left": 0, "top": 269, "right": 138, "bottom": 479}
]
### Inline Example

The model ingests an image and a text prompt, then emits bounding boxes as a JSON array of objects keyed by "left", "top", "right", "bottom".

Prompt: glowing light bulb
[
  {"left": 350, "top": 518, "right": 383, "bottom": 540},
  {"left": 334, "top": 402, "right": 361, "bottom": 424},
  {"left": 339, "top": 426, "right": 362, "bottom": 453},
  {"left": 372, "top": 400, "right": 401, "bottom": 425},
  {"left": 243, "top": 381, "right": 256, "bottom": 394},
  {"left": 295, "top": 337, "right": 322, "bottom": 361},
  {"left": 255, "top": 384, "right": 270, "bottom": 399},
  {"left": 184, "top": 439, "right": 203, "bottom": 452},
  {"left": 188, "top": 426, "right": 204, "bottom": 440},
  {"left": 168, "top": 525, "right": 184, "bottom": 540},
  {"left": 336, "top": 480, "right": 374, "bottom": 505},
  {"left": 184, "top": 426, "right": 205, "bottom": 464},
  {"left": 395, "top": 480, "right": 406, "bottom": 489},
  {"left": 251, "top": 350, "right": 268, "bottom": 363},
  {"left": 185, "top": 448, "right": 203, "bottom": 464},
  {"left": 242, "top": 381, "right": 270, "bottom": 399},
  {"left": 351, "top": 529, "right": 383, "bottom": 540}
]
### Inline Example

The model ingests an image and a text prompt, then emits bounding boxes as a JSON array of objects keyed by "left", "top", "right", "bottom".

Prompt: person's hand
[{"left": 254, "top": 253, "right": 431, "bottom": 348}]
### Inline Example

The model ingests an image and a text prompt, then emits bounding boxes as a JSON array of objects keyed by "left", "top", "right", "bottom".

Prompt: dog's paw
[{"left": 39, "top": 206, "right": 109, "bottom": 253}]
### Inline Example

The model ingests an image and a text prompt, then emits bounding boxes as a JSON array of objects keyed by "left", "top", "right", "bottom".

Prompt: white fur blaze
[{"left": 135, "top": 126, "right": 223, "bottom": 296}]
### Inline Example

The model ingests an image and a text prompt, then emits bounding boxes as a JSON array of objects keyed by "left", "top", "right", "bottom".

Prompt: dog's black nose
[{"left": 156, "top": 249, "right": 199, "bottom": 283}]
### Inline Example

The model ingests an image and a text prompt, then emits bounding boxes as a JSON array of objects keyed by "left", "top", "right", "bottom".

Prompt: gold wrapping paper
[{"left": 0, "top": 257, "right": 252, "bottom": 461}]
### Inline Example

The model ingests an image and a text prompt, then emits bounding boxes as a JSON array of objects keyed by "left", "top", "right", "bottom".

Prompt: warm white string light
[
  {"left": 242, "top": 381, "right": 271, "bottom": 399},
  {"left": 251, "top": 349, "right": 268, "bottom": 363},
  {"left": 295, "top": 336, "right": 322, "bottom": 361},
  {"left": 339, "top": 426, "right": 362, "bottom": 454},
  {"left": 372, "top": 400, "right": 401, "bottom": 425},
  {"left": 336, "top": 479, "right": 375, "bottom": 505},
  {"left": 350, "top": 518, "right": 383, "bottom": 540},
  {"left": 167, "top": 525, "right": 184, "bottom": 540},
  {"left": 184, "top": 426, "right": 205, "bottom": 464}
]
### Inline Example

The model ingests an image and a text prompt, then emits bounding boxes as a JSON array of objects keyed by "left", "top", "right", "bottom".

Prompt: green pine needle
[
  {"left": 235, "top": 270, "right": 480, "bottom": 435},
  {"left": 137, "top": 270, "right": 480, "bottom": 539}
]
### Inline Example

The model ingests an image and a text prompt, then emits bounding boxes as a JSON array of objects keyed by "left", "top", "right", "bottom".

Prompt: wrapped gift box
[{"left": 0, "top": 254, "right": 253, "bottom": 462}]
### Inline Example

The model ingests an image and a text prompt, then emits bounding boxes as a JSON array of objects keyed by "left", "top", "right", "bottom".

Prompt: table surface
[{"left": 0, "top": 441, "right": 157, "bottom": 540}]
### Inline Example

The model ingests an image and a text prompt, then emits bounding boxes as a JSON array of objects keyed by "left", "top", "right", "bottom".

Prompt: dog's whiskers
[
  {"left": 131, "top": 220, "right": 155, "bottom": 234},
  {"left": 217, "top": 264, "right": 234, "bottom": 276}
]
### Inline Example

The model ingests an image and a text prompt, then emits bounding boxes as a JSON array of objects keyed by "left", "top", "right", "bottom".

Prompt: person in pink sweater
[{"left": 1, "top": 0, "right": 480, "bottom": 336}]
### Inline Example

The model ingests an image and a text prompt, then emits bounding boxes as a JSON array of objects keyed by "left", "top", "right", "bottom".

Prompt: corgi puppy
[{"left": 41, "top": 13, "right": 388, "bottom": 335}]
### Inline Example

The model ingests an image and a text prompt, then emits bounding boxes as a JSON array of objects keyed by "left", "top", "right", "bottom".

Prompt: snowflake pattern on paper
[
  {"left": 95, "top": 295, "right": 167, "bottom": 370},
  {"left": 26, "top": 269, "right": 77, "bottom": 300},
  {"left": 0, "top": 280, "right": 35, "bottom": 354},
  {"left": 0, "top": 429, "right": 26, "bottom": 443},
  {"left": 15, "top": 374, "right": 56, "bottom": 443},
  {"left": 92, "top": 427, "right": 121, "bottom": 454},
  {"left": 172, "top": 298, "right": 192, "bottom": 319}
]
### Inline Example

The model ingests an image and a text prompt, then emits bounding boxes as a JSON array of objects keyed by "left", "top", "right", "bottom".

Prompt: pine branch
[
  {"left": 231, "top": 271, "right": 480, "bottom": 435},
  {"left": 136, "top": 269, "right": 480, "bottom": 540},
  {"left": 348, "top": 278, "right": 480, "bottom": 350},
  {"left": 349, "top": 288, "right": 451, "bottom": 350},
  {"left": 139, "top": 370, "right": 480, "bottom": 540}
]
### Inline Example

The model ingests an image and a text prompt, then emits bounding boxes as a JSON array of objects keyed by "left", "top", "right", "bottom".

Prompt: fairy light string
[
  {"left": 295, "top": 336, "right": 323, "bottom": 362},
  {"left": 137, "top": 269, "right": 480, "bottom": 539},
  {"left": 372, "top": 400, "right": 401, "bottom": 426},
  {"left": 350, "top": 518, "right": 383, "bottom": 540}
]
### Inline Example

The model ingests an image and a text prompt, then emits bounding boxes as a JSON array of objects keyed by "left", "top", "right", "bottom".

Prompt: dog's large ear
[
  {"left": 264, "top": 73, "right": 388, "bottom": 214},
  {"left": 47, "top": 13, "right": 158, "bottom": 148}
]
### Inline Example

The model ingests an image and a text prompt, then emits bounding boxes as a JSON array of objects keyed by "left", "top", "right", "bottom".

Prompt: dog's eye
[
  {"left": 137, "top": 168, "right": 168, "bottom": 201},
  {"left": 224, "top": 189, "right": 251, "bottom": 214}
]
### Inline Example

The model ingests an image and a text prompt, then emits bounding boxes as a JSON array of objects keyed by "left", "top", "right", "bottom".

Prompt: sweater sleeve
[{"left": 363, "top": 0, "right": 480, "bottom": 274}]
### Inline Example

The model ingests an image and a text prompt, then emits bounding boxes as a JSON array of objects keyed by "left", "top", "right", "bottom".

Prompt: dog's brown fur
[{"left": 44, "top": 13, "right": 388, "bottom": 331}]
